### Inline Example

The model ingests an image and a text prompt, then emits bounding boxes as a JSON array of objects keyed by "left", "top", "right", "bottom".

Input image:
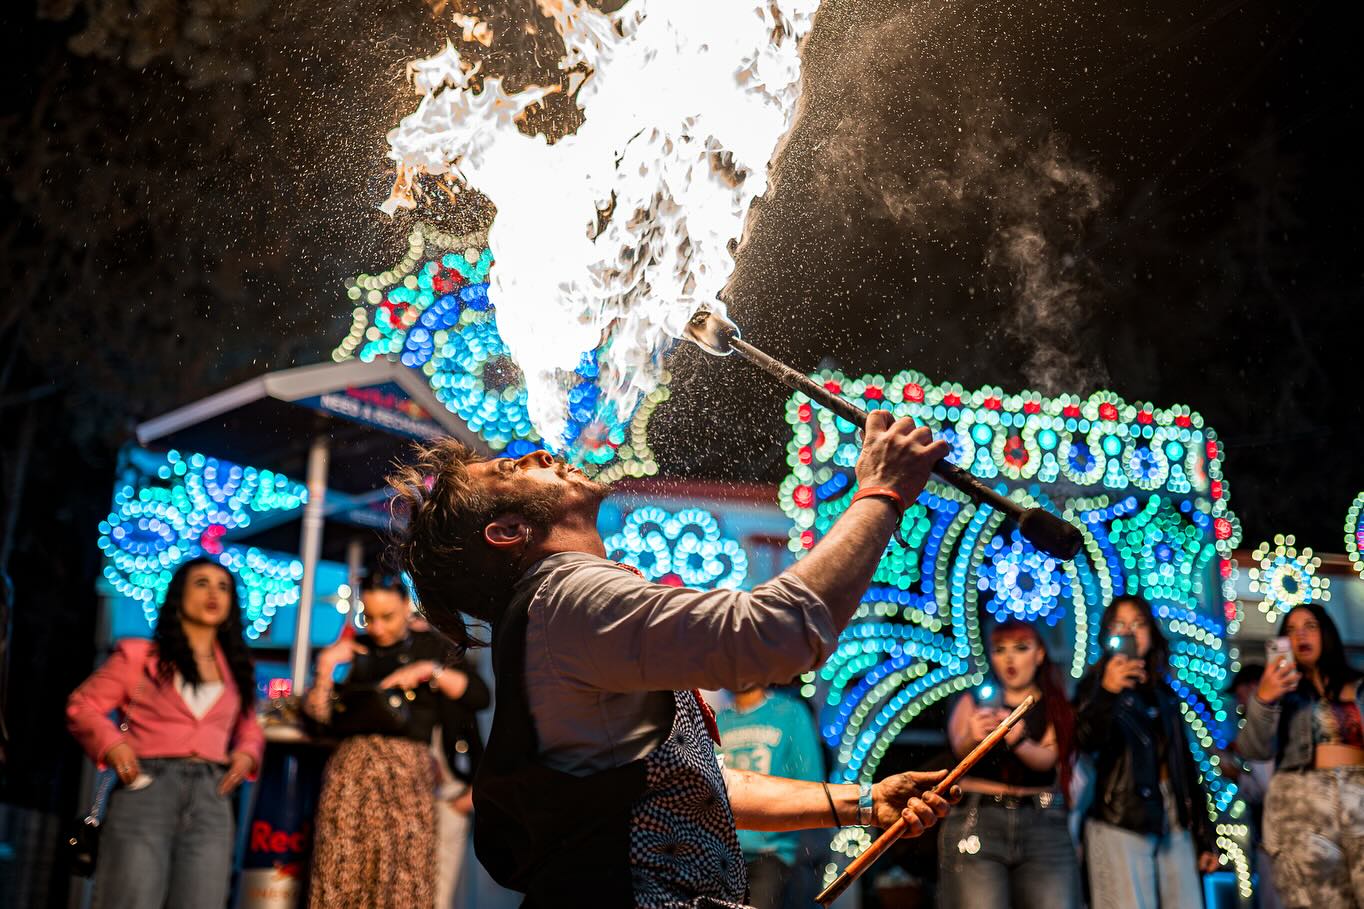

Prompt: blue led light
[{"left": 98, "top": 449, "right": 308, "bottom": 638}]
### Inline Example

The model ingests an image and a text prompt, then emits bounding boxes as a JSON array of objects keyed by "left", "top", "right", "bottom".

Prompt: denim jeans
[
  {"left": 937, "top": 792, "right": 1081, "bottom": 909},
  {"left": 1084, "top": 817, "right": 1203, "bottom": 909},
  {"left": 93, "top": 758, "right": 235, "bottom": 909}
]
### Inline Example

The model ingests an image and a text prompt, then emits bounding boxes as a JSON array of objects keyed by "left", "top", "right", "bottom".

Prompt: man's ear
[{"left": 484, "top": 514, "right": 530, "bottom": 551}]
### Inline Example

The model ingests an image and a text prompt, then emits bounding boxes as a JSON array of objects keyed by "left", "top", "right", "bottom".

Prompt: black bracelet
[{"left": 822, "top": 781, "right": 841, "bottom": 827}]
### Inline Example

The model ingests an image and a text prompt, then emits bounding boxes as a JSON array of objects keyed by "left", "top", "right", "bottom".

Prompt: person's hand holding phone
[
  {"left": 1102, "top": 654, "right": 1147, "bottom": 694},
  {"left": 1256, "top": 653, "right": 1301, "bottom": 703},
  {"left": 968, "top": 707, "right": 1000, "bottom": 744}
]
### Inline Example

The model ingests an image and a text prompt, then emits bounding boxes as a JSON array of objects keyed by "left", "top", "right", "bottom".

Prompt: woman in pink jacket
[{"left": 67, "top": 557, "right": 265, "bottom": 908}]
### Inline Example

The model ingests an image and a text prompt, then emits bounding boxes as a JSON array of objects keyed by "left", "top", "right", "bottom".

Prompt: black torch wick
[{"left": 685, "top": 311, "right": 1084, "bottom": 561}]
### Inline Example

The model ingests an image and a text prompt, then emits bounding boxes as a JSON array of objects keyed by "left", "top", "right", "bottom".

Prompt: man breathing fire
[{"left": 387, "top": 410, "right": 958, "bottom": 907}]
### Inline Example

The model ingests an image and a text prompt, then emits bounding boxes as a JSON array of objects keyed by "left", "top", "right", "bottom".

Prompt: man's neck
[{"left": 526, "top": 512, "right": 608, "bottom": 563}]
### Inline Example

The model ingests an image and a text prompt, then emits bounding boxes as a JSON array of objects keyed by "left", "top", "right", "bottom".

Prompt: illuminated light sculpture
[
  {"left": 782, "top": 370, "right": 1248, "bottom": 897},
  {"left": 333, "top": 223, "right": 663, "bottom": 476},
  {"left": 1346, "top": 493, "right": 1364, "bottom": 580},
  {"left": 98, "top": 449, "right": 308, "bottom": 639},
  {"left": 1249, "top": 534, "right": 1330, "bottom": 618},
  {"left": 604, "top": 506, "right": 748, "bottom": 590}
]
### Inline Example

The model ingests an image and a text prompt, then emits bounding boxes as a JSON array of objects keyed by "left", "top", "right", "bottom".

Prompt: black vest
[{"left": 473, "top": 571, "right": 748, "bottom": 908}]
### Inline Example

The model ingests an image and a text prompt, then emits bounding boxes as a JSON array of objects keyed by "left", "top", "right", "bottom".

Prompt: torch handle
[
  {"left": 814, "top": 695, "right": 1038, "bottom": 906},
  {"left": 727, "top": 337, "right": 1023, "bottom": 520}
]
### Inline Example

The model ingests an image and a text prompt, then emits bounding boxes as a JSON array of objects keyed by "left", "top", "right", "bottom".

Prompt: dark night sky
[
  {"left": 3, "top": 0, "right": 1363, "bottom": 583},
  {"left": 0, "top": 0, "right": 1361, "bottom": 842}
]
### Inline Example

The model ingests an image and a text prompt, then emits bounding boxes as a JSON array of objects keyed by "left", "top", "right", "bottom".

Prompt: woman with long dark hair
[
  {"left": 937, "top": 618, "right": 1081, "bottom": 908},
  {"left": 67, "top": 558, "right": 264, "bottom": 907},
  {"left": 1074, "top": 594, "right": 1218, "bottom": 909},
  {"left": 1240, "top": 602, "right": 1364, "bottom": 908},
  {"left": 304, "top": 567, "right": 490, "bottom": 908}
]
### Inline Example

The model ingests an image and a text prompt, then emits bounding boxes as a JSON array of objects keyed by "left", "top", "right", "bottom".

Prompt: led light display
[
  {"left": 782, "top": 370, "right": 1247, "bottom": 897},
  {"left": 98, "top": 449, "right": 308, "bottom": 639},
  {"left": 1346, "top": 493, "right": 1364, "bottom": 580},
  {"left": 604, "top": 506, "right": 748, "bottom": 590},
  {"left": 332, "top": 223, "right": 662, "bottom": 477},
  {"left": 1249, "top": 534, "right": 1330, "bottom": 617}
]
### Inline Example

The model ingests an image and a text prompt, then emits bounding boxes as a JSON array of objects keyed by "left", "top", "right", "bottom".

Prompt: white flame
[{"left": 384, "top": 0, "right": 820, "bottom": 448}]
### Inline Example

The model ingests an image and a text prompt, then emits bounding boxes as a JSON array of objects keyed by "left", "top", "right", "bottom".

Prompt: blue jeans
[
  {"left": 1084, "top": 818, "right": 1203, "bottom": 909},
  {"left": 937, "top": 792, "right": 1081, "bottom": 909},
  {"left": 93, "top": 758, "right": 235, "bottom": 909}
]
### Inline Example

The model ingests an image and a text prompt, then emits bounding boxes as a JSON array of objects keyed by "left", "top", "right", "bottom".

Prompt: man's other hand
[{"left": 871, "top": 769, "right": 961, "bottom": 834}]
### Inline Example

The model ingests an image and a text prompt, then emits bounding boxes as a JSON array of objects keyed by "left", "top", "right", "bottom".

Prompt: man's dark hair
[{"left": 386, "top": 440, "right": 559, "bottom": 649}]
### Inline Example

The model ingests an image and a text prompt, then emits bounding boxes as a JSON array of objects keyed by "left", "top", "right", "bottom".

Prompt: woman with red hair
[{"left": 937, "top": 618, "right": 1080, "bottom": 908}]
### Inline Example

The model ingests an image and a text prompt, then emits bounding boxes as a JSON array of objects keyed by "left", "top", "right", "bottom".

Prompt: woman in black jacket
[
  {"left": 1074, "top": 594, "right": 1219, "bottom": 909},
  {"left": 303, "top": 569, "right": 490, "bottom": 908}
]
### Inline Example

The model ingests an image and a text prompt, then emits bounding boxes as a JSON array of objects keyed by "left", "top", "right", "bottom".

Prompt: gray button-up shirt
[{"left": 521, "top": 552, "right": 836, "bottom": 777}]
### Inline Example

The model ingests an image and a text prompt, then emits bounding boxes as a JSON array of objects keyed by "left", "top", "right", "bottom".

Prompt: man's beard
[
  {"left": 552, "top": 459, "right": 611, "bottom": 501},
  {"left": 510, "top": 459, "right": 609, "bottom": 532}
]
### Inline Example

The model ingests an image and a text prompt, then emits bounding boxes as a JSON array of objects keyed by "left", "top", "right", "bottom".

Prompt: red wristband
[{"left": 852, "top": 485, "right": 906, "bottom": 515}]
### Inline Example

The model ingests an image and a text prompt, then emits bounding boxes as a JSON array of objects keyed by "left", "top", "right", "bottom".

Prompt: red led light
[
  {"left": 903, "top": 383, "right": 924, "bottom": 403},
  {"left": 1098, "top": 403, "right": 1119, "bottom": 421},
  {"left": 200, "top": 524, "right": 227, "bottom": 556}
]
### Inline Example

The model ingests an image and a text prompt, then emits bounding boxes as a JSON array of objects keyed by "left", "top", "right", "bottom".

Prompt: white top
[
  {"left": 521, "top": 552, "right": 834, "bottom": 777},
  {"left": 175, "top": 672, "right": 225, "bottom": 719}
]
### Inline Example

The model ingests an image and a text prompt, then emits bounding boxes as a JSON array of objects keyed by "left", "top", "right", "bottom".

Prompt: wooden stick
[{"left": 814, "top": 695, "right": 1037, "bottom": 906}]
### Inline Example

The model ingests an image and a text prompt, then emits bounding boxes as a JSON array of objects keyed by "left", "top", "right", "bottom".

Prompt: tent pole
[{"left": 290, "top": 434, "right": 330, "bottom": 694}]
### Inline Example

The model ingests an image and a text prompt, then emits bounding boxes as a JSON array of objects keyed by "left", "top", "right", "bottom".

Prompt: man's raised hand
[{"left": 856, "top": 410, "right": 950, "bottom": 508}]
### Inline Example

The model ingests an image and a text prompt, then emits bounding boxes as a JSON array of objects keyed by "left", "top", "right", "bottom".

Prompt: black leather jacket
[{"left": 1074, "top": 665, "right": 1214, "bottom": 853}]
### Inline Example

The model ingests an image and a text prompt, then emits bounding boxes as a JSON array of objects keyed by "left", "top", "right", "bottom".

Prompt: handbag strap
[{"left": 85, "top": 770, "right": 117, "bottom": 823}]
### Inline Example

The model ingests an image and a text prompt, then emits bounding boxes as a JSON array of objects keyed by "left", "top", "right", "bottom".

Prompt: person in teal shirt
[{"left": 715, "top": 686, "right": 825, "bottom": 909}]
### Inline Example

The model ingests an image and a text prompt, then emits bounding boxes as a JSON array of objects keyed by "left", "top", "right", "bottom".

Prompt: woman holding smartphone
[
  {"left": 1239, "top": 602, "right": 1364, "bottom": 908},
  {"left": 1074, "top": 594, "right": 1218, "bottom": 909},
  {"left": 937, "top": 618, "right": 1080, "bottom": 908}
]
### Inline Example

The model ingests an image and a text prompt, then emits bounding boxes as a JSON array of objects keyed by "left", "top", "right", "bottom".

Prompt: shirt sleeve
[
  {"left": 66, "top": 641, "right": 137, "bottom": 764},
  {"left": 1236, "top": 694, "right": 1282, "bottom": 762},
  {"left": 230, "top": 707, "right": 267, "bottom": 778},
  {"left": 537, "top": 561, "right": 838, "bottom": 694}
]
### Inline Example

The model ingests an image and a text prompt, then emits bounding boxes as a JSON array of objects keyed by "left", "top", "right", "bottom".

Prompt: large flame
[{"left": 383, "top": 0, "right": 820, "bottom": 449}]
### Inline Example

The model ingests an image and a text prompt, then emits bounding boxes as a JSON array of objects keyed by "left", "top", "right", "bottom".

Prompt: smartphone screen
[
  {"left": 1105, "top": 634, "right": 1139, "bottom": 659},
  {"left": 976, "top": 683, "right": 1002, "bottom": 708}
]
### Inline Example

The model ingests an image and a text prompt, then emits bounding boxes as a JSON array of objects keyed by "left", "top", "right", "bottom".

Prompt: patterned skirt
[{"left": 309, "top": 735, "right": 435, "bottom": 909}]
